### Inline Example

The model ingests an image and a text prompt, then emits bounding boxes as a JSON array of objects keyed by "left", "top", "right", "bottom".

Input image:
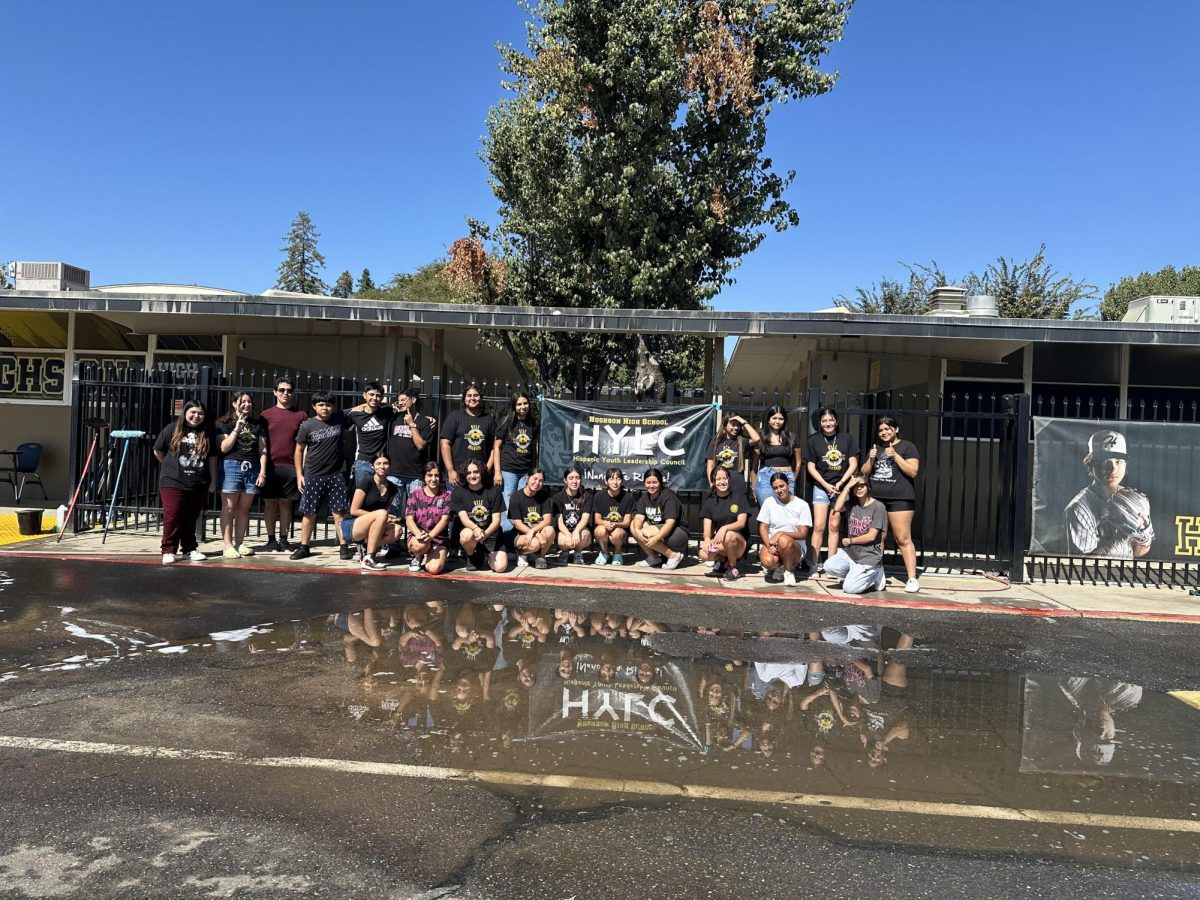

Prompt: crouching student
[
  {"left": 452, "top": 460, "right": 508, "bottom": 572},
  {"left": 405, "top": 462, "right": 452, "bottom": 574},
  {"left": 824, "top": 476, "right": 887, "bottom": 594},
  {"left": 756, "top": 471, "right": 812, "bottom": 586},
  {"left": 508, "top": 468, "right": 554, "bottom": 569},
  {"left": 698, "top": 467, "right": 749, "bottom": 581},
  {"left": 346, "top": 452, "right": 403, "bottom": 570},
  {"left": 291, "top": 391, "right": 349, "bottom": 560},
  {"left": 592, "top": 467, "right": 635, "bottom": 566},
  {"left": 552, "top": 465, "right": 592, "bottom": 565}
]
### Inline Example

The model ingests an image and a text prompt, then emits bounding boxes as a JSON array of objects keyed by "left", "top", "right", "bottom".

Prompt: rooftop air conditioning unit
[{"left": 13, "top": 261, "right": 91, "bottom": 291}]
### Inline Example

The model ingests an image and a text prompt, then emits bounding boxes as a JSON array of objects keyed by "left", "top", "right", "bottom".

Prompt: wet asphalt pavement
[{"left": 1, "top": 554, "right": 1198, "bottom": 899}]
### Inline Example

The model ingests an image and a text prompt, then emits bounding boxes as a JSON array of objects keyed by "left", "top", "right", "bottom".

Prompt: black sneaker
[
  {"left": 264, "top": 537, "right": 281, "bottom": 553},
  {"left": 278, "top": 536, "right": 293, "bottom": 552},
  {"left": 339, "top": 544, "right": 356, "bottom": 561},
  {"left": 764, "top": 568, "right": 784, "bottom": 584},
  {"left": 534, "top": 557, "right": 549, "bottom": 570},
  {"left": 290, "top": 545, "right": 312, "bottom": 560}
]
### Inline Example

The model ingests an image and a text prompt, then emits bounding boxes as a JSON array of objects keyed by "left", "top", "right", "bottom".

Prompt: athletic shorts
[
  {"left": 299, "top": 472, "right": 350, "bottom": 516},
  {"left": 458, "top": 530, "right": 500, "bottom": 555},
  {"left": 221, "top": 458, "right": 261, "bottom": 494},
  {"left": 262, "top": 465, "right": 301, "bottom": 502},
  {"left": 879, "top": 498, "right": 915, "bottom": 513}
]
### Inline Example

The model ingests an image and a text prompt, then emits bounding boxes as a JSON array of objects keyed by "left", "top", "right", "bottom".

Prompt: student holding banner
[
  {"left": 633, "top": 468, "right": 688, "bottom": 569},
  {"left": 592, "top": 468, "right": 636, "bottom": 566}
]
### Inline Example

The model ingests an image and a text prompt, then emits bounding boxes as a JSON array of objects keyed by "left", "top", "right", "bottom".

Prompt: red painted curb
[{"left": 4, "top": 549, "right": 1199, "bottom": 625}]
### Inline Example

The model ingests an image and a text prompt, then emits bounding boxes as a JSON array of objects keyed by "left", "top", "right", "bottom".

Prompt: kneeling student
[
  {"left": 756, "top": 471, "right": 812, "bottom": 585},
  {"left": 452, "top": 461, "right": 508, "bottom": 573},
  {"left": 824, "top": 477, "right": 887, "bottom": 594},
  {"left": 405, "top": 462, "right": 452, "bottom": 574}
]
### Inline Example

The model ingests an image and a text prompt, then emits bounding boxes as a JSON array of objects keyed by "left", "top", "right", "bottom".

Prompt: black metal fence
[{"left": 65, "top": 363, "right": 1199, "bottom": 587}]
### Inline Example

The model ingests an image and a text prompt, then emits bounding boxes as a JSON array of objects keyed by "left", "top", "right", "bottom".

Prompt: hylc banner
[
  {"left": 538, "top": 398, "right": 716, "bottom": 490},
  {"left": 1030, "top": 417, "right": 1200, "bottom": 562}
]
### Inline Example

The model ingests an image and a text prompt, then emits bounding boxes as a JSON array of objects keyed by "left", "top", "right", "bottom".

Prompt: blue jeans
[
  {"left": 385, "top": 476, "right": 425, "bottom": 524},
  {"left": 352, "top": 459, "right": 374, "bottom": 484},
  {"left": 754, "top": 467, "right": 795, "bottom": 506},
  {"left": 499, "top": 471, "right": 528, "bottom": 533}
]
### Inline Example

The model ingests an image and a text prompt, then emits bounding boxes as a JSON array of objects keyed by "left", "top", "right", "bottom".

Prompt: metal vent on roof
[{"left": 13, "top": 261, "right": 91, "bottom": 291}]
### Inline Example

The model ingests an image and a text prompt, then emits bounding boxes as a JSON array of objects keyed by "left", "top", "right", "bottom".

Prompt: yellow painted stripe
[
  {"left": 1170, "top": 691, "right": 1200, "bottom": 711},
  {"left": 1, "top": 735, "right": 1197, "bottom": 833}
]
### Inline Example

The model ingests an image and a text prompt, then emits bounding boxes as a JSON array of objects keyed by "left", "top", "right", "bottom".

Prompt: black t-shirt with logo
[
  {"left": 496, "top": 417, "right": 539, "bottom": 474},
  {"left": 700, "top": 490, "right": 751, "bottom": 535},
  {"left": 451, "top": 483, "right": 505, "bottom": 528},
  {"left": 508, "top": 487, "right": 552, "bottom": 531},
  {"left": 354, "top": 474, "right": 397, "bottom": 514},
  {"left": 442, "top": 409, "right": 496, "bottom": 470},
  {"left": 154, "top": 424, "right": 214, "bottom": 490},
  {"left": 867, "top": 439, "right": 919, "bottom": 501},
  {"left": 804, "top": 432, "right": 860, "bottom": 482},
  {"left": 592, "top": 489, "right": 637, "bottom": 525},
  {"left": 636, "top": 488, "right": 685, "bottom": 529},
  {"left": 552, "top": 489, "right": 592, "bottom": 531},
  {"left": 216, "top": 417, "right": 268, "bottom": 463},
  {"left": 387, "top": 413, "right": 435, "bottom": 479},
  {"left": 706, "top": 436, "right": 746, "bottom": 472},
  {"left": 345, "top": 407, "right": 393, "bottom": 462},
  {"left": 295, "top": 417, "right": 347, "bottom": 477}
]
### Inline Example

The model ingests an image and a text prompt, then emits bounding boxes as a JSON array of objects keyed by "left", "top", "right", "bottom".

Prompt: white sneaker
[
  {"left": 517, "top": 554, "right": 530, "bottom": 568},
  {"left": 187, "top": 550, "right": 206, "bottom": 562},
  {"left": 875, "top": 569, "right": 887, "bottom": 591},
  {"left": 782, "top": 570, "right": 797, "bottom": 586},
  {"left": 904, "top": 577, "right": 920, "bottom": 593},
  {"left": 409, "top": 556, "right": 424, "bottom": 572},
  {"left": 663, "top": 553, "right": 684, "bottom": 570},
  {"left": 637, "top": 553, "right": 663, "bottom": 568},
  {"left": 705, "top": 559, "right": 719, "bottom": 571},
  {"left": 161, "top": 553, "right": 176, "bottom": 565}
]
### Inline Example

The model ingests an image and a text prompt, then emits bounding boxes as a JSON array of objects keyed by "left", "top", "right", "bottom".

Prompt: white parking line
[{"left": 1, "top": 734, "right": 1197, "bottom": 833}]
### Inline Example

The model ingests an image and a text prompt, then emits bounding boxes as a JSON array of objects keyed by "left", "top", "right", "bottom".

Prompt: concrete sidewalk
[{"left": 4, "top": 524, "right": 1198, "bottom": 624}]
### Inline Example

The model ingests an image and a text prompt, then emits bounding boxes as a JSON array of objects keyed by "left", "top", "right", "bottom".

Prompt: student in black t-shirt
[
  {"left": 508, "top": 467, "right": 554, "bottom": 569},
  {"left": 699, "top": 467, "right": 750, "bottom": 581},
  {"left": 551, "top": 465, "right": 592, "bottom": 565},
  {"left": 861, "top": 416, "right": 921, "bottom": 593},
  {"left": 216, "top": 391, "right": 270, "bottom": 559},
  {"left": 440, "top": 383, "right": 496, "bottom": 486},
  {"left": 632, "top": 467, "right": 688, "bottom": 569},
  {"left": 803, "top": 406, "right": 860, "bottom": 573},
  {"left": 592, "top": 467, "right": 635, "bottom": 566},
  {"left": 346, "top": 452, "right": 403, "bottom": 571},
  {"left": 345, "top": 381, "right": 394, "bottom": 485},
  {"left": 705, "top": 414, "right": 758, "bottom": 497},
  {"left": 291, "top": 391, "right": 351, "bottom": 561},
  {"left": 493, "top": 391, "right": 539, "bottom": 533},
  {"left": 452, "top": 460, "right": 508, "bottom": 573},
  {"left": 153, "top": 400, "right": 218, "bottom": 565},
  {"left": 386, "top": 385, "right": 436, "bottom": 519}
]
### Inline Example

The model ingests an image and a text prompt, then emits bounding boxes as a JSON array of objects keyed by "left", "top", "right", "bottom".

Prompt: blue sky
[{"left": 2, "top": 1, "right": 1197, "bottom": 312}]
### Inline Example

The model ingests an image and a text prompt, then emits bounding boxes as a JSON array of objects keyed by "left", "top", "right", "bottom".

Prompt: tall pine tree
[
  {"left": 357, "top": 268, "right": 375, "bottom": 293},
  {"left": 331, "top": 270, "right": 354, "bottom": 298},
  {"left": 274, "top": 211, "right": 328, "bottom": 294}
]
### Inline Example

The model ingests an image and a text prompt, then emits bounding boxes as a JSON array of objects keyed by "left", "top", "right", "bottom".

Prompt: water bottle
[{"left": 55, "top": 504, "right": 68, "bottom": 533}]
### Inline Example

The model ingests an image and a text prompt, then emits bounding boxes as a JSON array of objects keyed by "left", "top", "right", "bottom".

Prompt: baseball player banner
[
  {"left": 1030, "top": 417, "right": 1200, "bottom": 561},
  {"left": 539, "top": 398, "right": 716, "bottom": 490}
]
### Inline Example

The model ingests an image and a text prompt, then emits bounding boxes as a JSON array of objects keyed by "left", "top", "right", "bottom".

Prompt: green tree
[
  {"left": 0, "top": 260, "right": 10, "bottom": 289},
  {"left": 274, "top": 211, "right": 327, "bottom": 294},
  {"left": 330, "top": 270, "right": 354, "bottom": 298},
  {"left": 844, "top": 247, "right": 1096, "bottom": 319},
  {"left": 357, "top": 268, "right": 376, "bottom": 294},
  {"left": 357, "top": 261, "right": 475, "bottom": 304},
  {"left": 1100, "top": 264, "right": 1200, "bottom": 321},
  {"left": 478, "top": 0, "right": 852, "bottom": 388}
]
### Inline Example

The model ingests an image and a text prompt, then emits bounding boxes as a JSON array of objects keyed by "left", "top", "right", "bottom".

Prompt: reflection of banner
[
  {"left": 528, "top": 651, "right": 702, "bottom": 750},
  {"left": 1030, "top": 417, "right": 1200, "bottom": 561},
  {"left": 539, "top": 399, "right": 716, "bottom": 490}
]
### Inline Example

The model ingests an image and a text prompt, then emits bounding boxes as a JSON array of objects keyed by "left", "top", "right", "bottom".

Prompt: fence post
[
  {"left": 1007, "top": 392, "right": 1032, "bottom": 583},
  {"left": 66, "top": 361, "right": 83, "bottom": 534}
]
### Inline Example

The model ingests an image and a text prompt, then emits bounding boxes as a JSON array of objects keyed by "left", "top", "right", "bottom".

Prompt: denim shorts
[
  {"left": 811, "top": 485, "right": 832, "bottom": 506},
  {"left": 221, "top": 458, "right": 261, "bottom": 494}
]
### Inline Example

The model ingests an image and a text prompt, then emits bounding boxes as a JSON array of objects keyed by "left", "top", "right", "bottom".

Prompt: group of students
[{"left": 153, "top": 383, "right": 921, "bottom": 592}]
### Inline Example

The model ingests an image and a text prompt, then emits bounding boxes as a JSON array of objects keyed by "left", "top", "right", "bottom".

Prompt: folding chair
[{"left": 0, "top": 443, "right": 46, "bottom": 502}]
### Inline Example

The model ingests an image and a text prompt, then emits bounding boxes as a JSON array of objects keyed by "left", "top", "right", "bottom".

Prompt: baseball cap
[{"left": 1087, "top": 430, "right": 1127, "bottom": 459}]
